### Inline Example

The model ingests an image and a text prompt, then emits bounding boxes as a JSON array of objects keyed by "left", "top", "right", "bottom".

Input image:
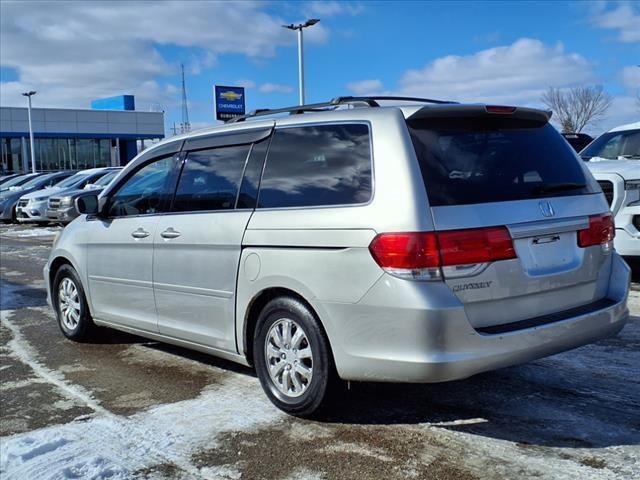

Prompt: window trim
[
  {"left": 255, "top": 120, "right": 375, "bottom": 211},
  {"left": 102, "top": 153, "right": 182, "bottom": 219},
  {"left": 183, "top": 127, "right": 273, "bottom": 153}
]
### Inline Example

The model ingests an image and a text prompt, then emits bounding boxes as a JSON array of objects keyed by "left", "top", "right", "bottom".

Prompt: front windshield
[
  {"left": 93, "top": 170, "right": 119, "bottom": 186},
  {"left": 581, "top": 129, "right": 640, "bottom": 160},
  {"left": 1, "top": 174, "right": 37, "bottom": 189},
  {"left": 55, "top": 173, "right": 90, "bottom": 189},
  {"left": 20, "top": 173, "right": 56, "bottom": 189}
]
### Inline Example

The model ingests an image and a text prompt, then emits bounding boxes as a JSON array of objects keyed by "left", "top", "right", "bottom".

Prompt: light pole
[
  {"left": 283, "top": 19, "right": 320, "bottom": 105},
  {"left": 22, "top": 91, "right": 37, "bottom": 173}
]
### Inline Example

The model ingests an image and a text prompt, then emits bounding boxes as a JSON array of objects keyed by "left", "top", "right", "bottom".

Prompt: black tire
[
  {"left": 254, "top": 296, "right": 335, "bottom": 417},
  {"left": 52, "top": 264, "right": 96, "bottom": 341}
]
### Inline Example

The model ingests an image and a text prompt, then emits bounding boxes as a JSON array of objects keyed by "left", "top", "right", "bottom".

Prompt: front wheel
[
  {"left": 53, "top": 265, "right": 96, "bottom": 341},
  {"left": 254, "top": 296, "right": 335, "bottom": 417}
]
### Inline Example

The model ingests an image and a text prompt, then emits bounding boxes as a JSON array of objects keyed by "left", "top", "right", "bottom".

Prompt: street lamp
[
  {"left": 21, "top": 90, "right": 37, "bottom": 173},
  {"left": 283, "top": 19, "right": 320, "bottom": 105}
]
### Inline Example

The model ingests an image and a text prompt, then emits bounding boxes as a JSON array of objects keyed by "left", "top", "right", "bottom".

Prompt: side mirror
[{"left": 75, "top": 194, "right": 100, "bottom": 215}]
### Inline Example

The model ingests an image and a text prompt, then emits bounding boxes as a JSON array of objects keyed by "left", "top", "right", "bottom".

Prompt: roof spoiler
[{"left": 407, "top": 104, "right": 552, "bottom": 124}]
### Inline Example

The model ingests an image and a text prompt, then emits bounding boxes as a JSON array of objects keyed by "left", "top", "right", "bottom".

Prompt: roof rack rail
[{"left": 226, "top": 95, "right": 457, "bottom": 123}]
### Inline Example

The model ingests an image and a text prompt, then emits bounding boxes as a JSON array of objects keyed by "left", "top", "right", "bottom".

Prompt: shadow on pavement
[{"left": 315, "top": 323, "right": 640, "bottom": 449}]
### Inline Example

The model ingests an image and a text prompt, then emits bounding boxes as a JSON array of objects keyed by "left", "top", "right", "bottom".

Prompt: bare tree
[{"left": 541, "top": 86, "right": 612, "bottom": 133}]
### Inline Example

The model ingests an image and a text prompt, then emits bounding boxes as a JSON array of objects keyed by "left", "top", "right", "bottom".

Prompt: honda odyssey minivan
[{"left": 44, "top": 97, "right": 630, "bottom": 416}]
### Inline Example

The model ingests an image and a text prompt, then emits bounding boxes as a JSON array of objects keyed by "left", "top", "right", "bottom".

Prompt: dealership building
[{"left": 0, "top": 95, "right": 165, "bottom": 174}]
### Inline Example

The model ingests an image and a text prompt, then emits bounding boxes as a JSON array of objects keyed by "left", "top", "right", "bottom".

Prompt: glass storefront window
[{"left": 98, "top": 139, "right": 111, "bottom": 167}]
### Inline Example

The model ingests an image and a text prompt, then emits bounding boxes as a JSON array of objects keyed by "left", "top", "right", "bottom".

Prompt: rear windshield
[{"left": 407, "top": 120, "right": 598, "bottom": 206}]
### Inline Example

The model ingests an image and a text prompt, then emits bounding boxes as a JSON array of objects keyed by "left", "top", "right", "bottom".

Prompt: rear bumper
[{"left": 322, "top": 253, "right": 630, "bottom": 383}]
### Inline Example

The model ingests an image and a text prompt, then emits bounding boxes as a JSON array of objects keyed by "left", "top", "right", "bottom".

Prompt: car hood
[
  {"left": 18, "top": 186, "right": 66, "bottom": 201},
  {"left": 0, "top": 186, "right": 38, "bottom": 201},
  {"left": 49, "top": 186, "right": 105, "bottom": 199},
  {"left": 585, "top": 159, "right": 640, "bottom": 180}
]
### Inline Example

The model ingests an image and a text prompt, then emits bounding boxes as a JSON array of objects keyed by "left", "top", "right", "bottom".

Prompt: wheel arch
[{"left": 242, "top": 287, "right": 335, "bottom": 368}]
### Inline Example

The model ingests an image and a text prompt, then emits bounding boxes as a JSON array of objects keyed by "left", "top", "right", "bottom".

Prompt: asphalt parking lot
[{"left": 1, "top": 224, "right": 639, "bottom": 480}]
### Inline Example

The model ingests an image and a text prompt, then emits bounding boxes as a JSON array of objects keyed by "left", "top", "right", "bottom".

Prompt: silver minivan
[{"left": 45, "top": 97, "right": 630, "bottom": 416}]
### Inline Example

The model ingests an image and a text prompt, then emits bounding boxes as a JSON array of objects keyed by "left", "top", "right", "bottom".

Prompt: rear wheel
[
  {"left": 254, "top": 296, "right": 334, "bottom": 417},
  {"left": 53, "top": 265, "right": 96, "bottom": 341}
]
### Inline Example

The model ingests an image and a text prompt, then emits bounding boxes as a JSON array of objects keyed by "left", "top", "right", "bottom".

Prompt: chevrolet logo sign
[{"left": 219, "top": 91, "right": 243, "bottom": 101}]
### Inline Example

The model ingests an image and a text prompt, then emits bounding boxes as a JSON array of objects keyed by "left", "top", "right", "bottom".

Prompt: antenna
[{"left": 180, "top": 63, "right": 190, "bottom": 133}]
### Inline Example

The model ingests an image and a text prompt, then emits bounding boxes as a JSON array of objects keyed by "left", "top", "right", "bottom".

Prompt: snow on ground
[
  {"left": 0, "top": 226, "right": 60, "bottom": 238},
  {"left": 0, "top": 374, "right": 283, "bottom": 480}
]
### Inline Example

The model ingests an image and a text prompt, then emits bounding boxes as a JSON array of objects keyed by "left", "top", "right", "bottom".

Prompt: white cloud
[
  {"left": 396, "top": 38, "right": 595, "bottom": 106},
  {"left": 236, "top": 79, "right": 257, "bottom": 89},
  {"left": 0, "top": 1, "right": 327, "bottom": 110},
  {"left": 259, "top": 83, "right": 294, "bottom": 94},
  {"left": 621, "top": 66, "right": 640, "bottom": 91},
  {"left": 586, "top": 95, "right": 639, "bottom": 135},
  {"left": 346, "top": 79, "right": 384, "bottom": 95},
  {"left": 591, "top": 1, "right": 640, "bottom": 43},
  {"left": 306, "top": 1, "right": 364, "bottom": 17}
]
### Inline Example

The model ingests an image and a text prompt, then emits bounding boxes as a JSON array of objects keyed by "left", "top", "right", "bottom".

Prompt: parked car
[
  {"left": 561, "top": 132, "right": 593, "bottom": 152},
  {"left": 45, "top": 97, "right": 630, "bottom": 416},
  {"left": 47, "top": 168, "right": 122, "bottom": 224},
  {"left": 582, "top": 121, "right": 639, "bottom": 259},
  {"left": 16, "top": 168, "right": 119, "bottom": 224},
  {"left": 0, "top": 171, "right": 75, "bottom": 223}
]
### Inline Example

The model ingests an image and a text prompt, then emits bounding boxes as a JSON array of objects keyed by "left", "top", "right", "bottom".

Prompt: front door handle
[
  {"left": 160, "top": 228, "right": 181, "bottom": 239},
  {"left": 131, "top": 228, "right": 150, "bottom": 239}
]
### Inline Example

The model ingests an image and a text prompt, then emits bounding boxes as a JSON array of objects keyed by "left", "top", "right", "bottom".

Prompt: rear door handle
[
  {"left": 131, "top": 228, "right": 150, "bottom": 239},
  {"left": 160, "top": 228, "right": 181, "bottom": 239}
]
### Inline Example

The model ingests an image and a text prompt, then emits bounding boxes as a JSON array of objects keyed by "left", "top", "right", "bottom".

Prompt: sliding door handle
[{"left": 160, "top": 228, "right": 181, "bottom": 239}]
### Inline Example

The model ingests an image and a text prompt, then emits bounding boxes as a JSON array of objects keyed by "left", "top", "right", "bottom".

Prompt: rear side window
[
  {"left": 407, "top": 121, "right": 597, "bottom": 206},
  {"left": 173, "top": 145, "right": 250, "bottom": 212},
  {"left": 258, "top": 124, "right": 372, "bottom": 208}
]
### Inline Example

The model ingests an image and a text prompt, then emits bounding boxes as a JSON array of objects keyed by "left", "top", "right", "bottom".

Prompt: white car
[{"left": 583, "top": 121, "right": 640, "bottom": 258}]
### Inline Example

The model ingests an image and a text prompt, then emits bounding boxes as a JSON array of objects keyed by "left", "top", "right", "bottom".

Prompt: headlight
[
  {"left": 59, "top": 197, "right": 73, "bottom": 207},
  {"left": 624, "top": 180, "right": 640, "bottom": 191},
  {"left": 625, "top": 180, "right": 640, "bottom": 206}
]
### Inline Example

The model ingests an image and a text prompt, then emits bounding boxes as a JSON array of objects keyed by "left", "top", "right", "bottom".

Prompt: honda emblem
[{"left": 539, "top": 201, "right": 555, "bottom": 217}]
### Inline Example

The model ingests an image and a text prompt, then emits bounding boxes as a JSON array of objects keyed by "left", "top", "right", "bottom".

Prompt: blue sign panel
[
  {"left": 214, "top": 85, "right": 245, "bottom": 121},
  {"left": 91, "top": 95, "right": 135, "bottom": 111}
]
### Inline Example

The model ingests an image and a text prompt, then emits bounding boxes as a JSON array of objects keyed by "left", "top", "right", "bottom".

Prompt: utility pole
[
  {"left": 180, "top": 63, "right": 190, "bottom": 134},
  {"left": 283, "top": 19, "right": 320, "bottom": 105},
  {"left": 21, "top": 91, "right": 37, "bottom": 173}
]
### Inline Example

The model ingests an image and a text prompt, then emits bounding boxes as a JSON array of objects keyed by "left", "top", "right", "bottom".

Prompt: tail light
[
  {"left": 369, "top": 227, "right": 516, "bottom": 281},
  {"left": 485, "top": 105, "right": 517, "bottom": 114},
  {"left": 578, "top": 214, "right": 614, "bottom": 248}
]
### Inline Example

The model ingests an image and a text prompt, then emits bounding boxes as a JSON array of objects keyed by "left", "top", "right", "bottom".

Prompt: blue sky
[{"left": 1, "top": 1, "right": 638, "bottom": 134}]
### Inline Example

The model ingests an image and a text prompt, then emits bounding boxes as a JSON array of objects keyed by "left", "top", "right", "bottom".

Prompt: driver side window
[{"left": 108, "top": 156, "right": 176, "bottom": 217}]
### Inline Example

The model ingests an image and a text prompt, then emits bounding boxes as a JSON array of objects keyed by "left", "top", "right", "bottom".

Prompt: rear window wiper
[{"left": 532, "top": 182, "right": 586, "bottom": 194}]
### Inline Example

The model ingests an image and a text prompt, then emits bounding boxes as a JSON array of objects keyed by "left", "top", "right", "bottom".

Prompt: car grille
[
  {"left": 17, "top": 199, "right": 29, "bottom": 207},
  {"left": 597, "top": 180, "right": 614, "bottom": 206},
  {"left": 48, "top": 198, "right": 61, "bottom": 209}
]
